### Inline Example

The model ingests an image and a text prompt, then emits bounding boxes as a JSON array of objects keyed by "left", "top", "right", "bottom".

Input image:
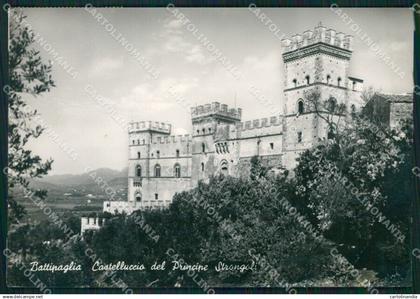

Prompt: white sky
[{"left": 17, "top": 8, "right": 414, "bottom": 174}]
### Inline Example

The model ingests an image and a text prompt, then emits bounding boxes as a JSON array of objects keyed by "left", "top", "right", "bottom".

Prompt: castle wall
[
  {"left": 212, "top": 139, "right": 240, "bottom": 177},
  {"left": 141, "top": 178, "right": 192, "bottom": 205},
  {"left": 103, "top": 201, "right": 141, "bottom": 214},
  {"left": 80, "top": 217, "right": 105, "bottom": 234},
  {"left": 127, "top": 132, "right": 193, "bottom": 207},
  {"left": 282, "top": 113, "right": 318, "bottom": 170},
  {"left": 284, "top": 53, "right": 319, "bottom": 91},
  {"left": 189, "top": 104, "right": 242, "bottom": 185},
  {"left": 191, "top": 133, "right": 217, "bottom": 185},
  {"left": 320, "top": 54, "right": 350, "bottom": 90}
]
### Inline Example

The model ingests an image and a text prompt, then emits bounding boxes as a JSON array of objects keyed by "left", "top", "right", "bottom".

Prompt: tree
[
  {"left": 7, "top": 9, "right": 55, "bottom": 225},
  {"left": 294, "top": 112, "right": 413, "bottom": 279},
  {"left": 303, "top": 88, "right": 347, "bottom": 142},
  {"left": 249, "top": 156, "right": 269, "bottom": 181}
]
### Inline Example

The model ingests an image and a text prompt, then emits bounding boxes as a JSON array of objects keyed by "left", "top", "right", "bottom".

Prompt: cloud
[
  {"left": 118, "top": 77, "right": 200, "bottom": 117},
  {"left": 164, "top": 19, "right": 184, "bottom": 31},
  {"left": 160, "top": 18, "right": 213, "bottom": 65},
  {"left": 89, "top": 56, "right": 124, "bottom": 76},
  {"left": 388, "top": 41, "right": 408, "bottom": 52},
  {"left": 185, "top": 45, "right": 207, "bottom": 64}
]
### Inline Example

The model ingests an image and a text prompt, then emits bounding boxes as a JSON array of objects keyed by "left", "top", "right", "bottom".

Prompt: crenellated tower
[
  {"left": 127, "top": 121, "right": 171, "bottom": 205},
  {"left": 190, "top": 102, "right": 242, "bottom": 184},
  {"left": 281, "top": 23, "right": 363, "bottom": 169}
]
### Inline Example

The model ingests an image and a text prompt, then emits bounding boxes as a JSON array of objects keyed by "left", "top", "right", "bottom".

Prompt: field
[
  {"left": 14, "top": 194, "right": 104, "bottom": 223},
  {"left": 9, "top": 168, "right": 128, "bottom": 224}
]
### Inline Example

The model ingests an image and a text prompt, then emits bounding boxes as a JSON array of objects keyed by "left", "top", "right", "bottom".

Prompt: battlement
[
  {"left": 103, "top": 201, "right": 141, "bottom": 215},
  {"left": 281, "top": 23, "right": 353, "bottom": 54},
  {"left": 153, "top": 134, "right": 192, "bottom": 144},
  {"left": 80, "top": 217, "right": 106, "bottom": 234},
  {"left": 236, "top": 116, "right": 283, "bottom": 131},
  {"left": 191, "top": 102, "right": 242, "bottom": 121},
  {"left": 129, "top": 121, "right": 171, "bottom": 134}
]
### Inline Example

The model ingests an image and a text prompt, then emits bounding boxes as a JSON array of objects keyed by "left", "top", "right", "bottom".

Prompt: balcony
[{"left": 133, "top": 178, "right": 142, "bottom": 187}]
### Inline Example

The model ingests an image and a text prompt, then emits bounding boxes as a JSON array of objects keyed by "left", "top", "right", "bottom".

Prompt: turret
[
  {"left": 281, "top": 22, "right": 353, "bottom": 55},
  {"left": 191, "top": 101, "right": 242, "bottom": 123}
]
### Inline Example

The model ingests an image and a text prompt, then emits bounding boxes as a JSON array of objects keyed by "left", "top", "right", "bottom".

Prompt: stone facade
[
  {"left": 80, "top": 217, "right": 106, "bottom": 234},
  {"left": 80, "top": 23, "right": 412, "bottom": 234}
]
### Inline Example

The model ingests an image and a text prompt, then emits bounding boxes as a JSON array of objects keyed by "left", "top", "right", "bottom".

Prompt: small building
[{"left": 363, "top": 93, "right": 413, "bottom": 128}]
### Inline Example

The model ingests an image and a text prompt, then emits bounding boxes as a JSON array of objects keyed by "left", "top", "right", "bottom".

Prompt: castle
[{"left": 80, "top": 23, "right": 411, "bottom": 233}]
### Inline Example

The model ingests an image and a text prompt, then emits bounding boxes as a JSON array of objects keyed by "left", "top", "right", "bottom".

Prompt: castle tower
[
  {"left": 281, "top": 23, "right": 362, "bottom": 169},
  {"left": 190, "top": 102, "right": 242, "bottom": 184},
  {"left": 127, "top": 121, "right": 171, "bottom": 205}
]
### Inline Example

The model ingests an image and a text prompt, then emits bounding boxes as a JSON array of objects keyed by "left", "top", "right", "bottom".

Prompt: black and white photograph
[{"left": 1, "top": 3, "right": 419, "bottom": 295}]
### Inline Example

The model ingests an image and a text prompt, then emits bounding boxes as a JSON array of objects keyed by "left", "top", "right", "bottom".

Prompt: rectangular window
[
  {"left": 155, "top": 193, "right": 158, "bottom": 200},
  {"left": 155, "top": 166, "right": 161, "bottom": 177},
  {"left": 270, "top": 142, "right": 274, "bottom": 150},
  {"left": 297, "top": 132, "right": 302, "bottom": 143}
]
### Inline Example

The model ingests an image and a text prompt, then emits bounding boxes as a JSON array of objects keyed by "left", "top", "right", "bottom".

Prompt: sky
[{"left": 16, "top": 7, "right": 414, "bottom": 175}]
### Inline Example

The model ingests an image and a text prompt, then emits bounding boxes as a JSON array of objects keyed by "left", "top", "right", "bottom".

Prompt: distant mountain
[
  {"left": 35, "top": 167, "right": 128, "bottom": 186},
  {"left": 10, "top": 167, "right": 129, "bottom": 204}
]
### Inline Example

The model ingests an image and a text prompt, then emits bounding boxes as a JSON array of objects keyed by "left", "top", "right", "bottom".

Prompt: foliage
[
  {"left": 294, "top": 114, "right": 413, "bottom": 277},
  {"left": 66, "top": 173, "right": 337, "bottom": 288},
  {"left": 7, "top": 9, "right": 55, "bottom": 225}
]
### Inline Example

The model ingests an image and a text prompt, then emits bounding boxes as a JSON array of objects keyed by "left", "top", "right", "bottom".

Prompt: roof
[
  {"left": 377, "top": 93, "right": 413, "bottom": 103},
  {"left": 348, "top": 76, "right": 364, "bottom": 83}
]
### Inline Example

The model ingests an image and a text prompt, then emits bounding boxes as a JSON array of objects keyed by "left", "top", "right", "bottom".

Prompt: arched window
[
  {"left": 297, "top": 99, "right": 304, "bottom": 114},
  {"left": 132, "top": 140, "right": 135, "bottom": 145},
  {"left": 327, "top": 97, "right": 337, "bottom": 113},
  {"left": 208, "top": 128, "right": 212, "bottom": 133},
  {"left": 174, "top": 163, "right": 181, "bottom": 178},
  {"left": 156, "top": 150, "right": 160, "bottom": 158},
  {"left": 196, "top": 129, "right": 200, "bottom": 135},
  {"left": 292, "top": 78, "right": 297, "bottom": 87},
  {"left": 137, "top": 152, "right": 141, "bottom": 159},
  {"left": 220, "top": 160, "right": 228, "bottom": 176},
  {"left": 352, "top": 81, "right": 356, "bottom": 91},
  {"left": 202, "top": 128, "right": 205, "bottom": 134},
  {"left": 305, "top": 75, "right": 310, "bottom": 85},
  {"left": 202, "top": 143, "right": 205, "bottom": 153},
  {"left": 337, "top": 77, "right": 342, "bottom": 87},
  {"left": 154, "top": 164, "right": 161, "bottom": 177},
  {"left": 137, "top": 140, "right": 140, "bottom": 145},
  {"left": 135, "top": 192, "right": 142, "bottom": 202},
  {"left": 326, "top": 74, "right": 331, "bottom": 84},
  {"left": 176, "top": 149, "right": 180, "bottom": 157},
  {"left": 201, "top": 162, "right": 205, "bottom": 172},
  {"left": 136, "top": 165, "right": 142, "bottom": 177}
]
